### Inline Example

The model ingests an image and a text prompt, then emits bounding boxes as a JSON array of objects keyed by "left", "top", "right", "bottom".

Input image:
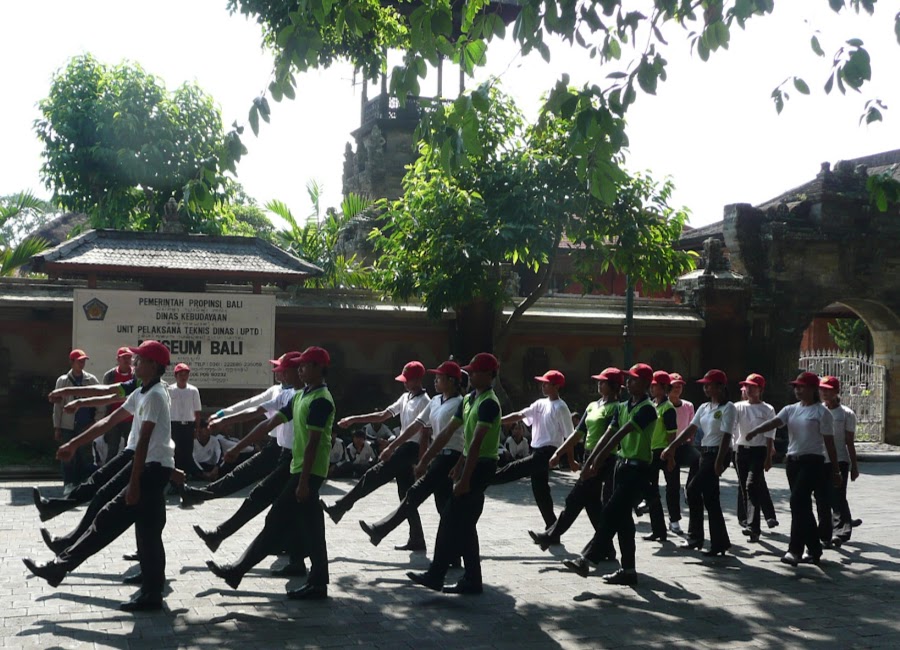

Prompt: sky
[{"left": 1, "top": 1, "right": 898, "bottom": 229}]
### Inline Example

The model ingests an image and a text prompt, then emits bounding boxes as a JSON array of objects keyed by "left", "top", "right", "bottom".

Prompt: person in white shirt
[
  {"left": 359, "top": 361, "right": 465, "bottom": 547},
  {"left": 190, "top": 419, "right": 223, "bottom": 480},
  {"left": 745, "top": 371, "right": 841, "bottom": 566},
  {"left": 24, "top": 340, "right": 175, "bottom": 612},
  {"left": 494, "top": 370, "right": 573, "bottom": 528},
  {"left": 168, "top": 363, "right": 202, "bottom": 475},
  {"left": 503, "top": 422, "right": 531, "bottom": 464},
  {"left": 322, "top": 361, "right": 431, "bottom": 551},
  {"left": 331, "top": 430, "right": 377, "bottom": 478},
  {"left": 733, "top": 373, "right": 779, "bottom": 542},
  {"left": 53, "top": 349, "right": 101, "bottom": 492},
  {"left": 662, "top": 369, "right": 735, "bottom": 556},
  {"left": 819, "top": 375, "right": 860, "bottom": 545},
  {"left": 329, "top": 432, "right": 345, "bottom": 468}
]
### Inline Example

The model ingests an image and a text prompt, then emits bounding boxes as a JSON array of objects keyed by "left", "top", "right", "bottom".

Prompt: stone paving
[{"left": 2, "top": 461, "right": 900, "bottom": 649}]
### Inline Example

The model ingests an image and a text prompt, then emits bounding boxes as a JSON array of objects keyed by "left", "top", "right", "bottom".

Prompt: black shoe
[
  {"left": 39, "top": 527, "right": 65, "bottom": 555},
  {"left": 123, "top": 551, "right": 140, "bottom": 562},
  {"left": 359, "top": 521, "right": 385, "bottom": 547},
  {"left": 851, "top": 518, "right": 863, "bottom": 528},
  {"left": 407, "top": 571, "right": 443, "bottom": 592},
  {"left": 821, "top": 539, "right": 833, "bottom": 550},
  {"left": 741, "top": 526, "right": 752, "bottom": 536},
  {"left": 642, "top": 532, "right": 666, "bottom": 542},
  {"left": 449, "top": 558, "right": 462, "bottom": 569},
  {"left": 122, "top": 572, "right": 143, "bottom": 585},
  {"left": 286, "top": 583, "right": 328, "bottom": 600},
  {"left": 443, "top": 578, "right": 483, "bottom": 595},
  {"left": 528, "top": 530, "right": 558, "bottom": 551},
  {"left": 206, "top": 560, "right": 242, "bottom": 590},
  {"left": 747, "top": 532, "right": 760, "bottom": 543},
  {"left": 180, "top": 486, "right": 214, "bottom": 508},
  {"left": 703, "top": 544, "right": 731, "bottom": 557},
  {"left": 562, "top": 556, "right": 592, "bottom": 578},
  {"left": 800, "top": 553, "right": 822, "bottom": 566},
  {"left": 321, "top": 500, "right": 345, "bottom": 525},
  {"left": 394, "top": 540, "right": 427, "bottom": 552},
  {"left": 679, "top": 539, "right": 703, "bottom": 550},
  {"left": 22, "top": 558, "right": 65, "bottom": 588},
  {"left": 120, "top": 592, "right": 163, "bottom": 612},
  {"left": 193, "top": 525, "right": 222, "bottom": 553},
  {"left": 781, "top": 552, "right": 800, "bottom": 566},
  {"left": 766, "top": 518, "right": 779, "bottom": 529},
  {"left": 32, "top": 487, "right": 57, "bottom": 522},
  {"left": 272, "top": 561, "right": 308, "bottom": 577},
  {"left": 830, "top": 537, "right": 843, "bottom": 549},
  {"left": 602, "top": 569, "right": 638, "bottom": 586}
]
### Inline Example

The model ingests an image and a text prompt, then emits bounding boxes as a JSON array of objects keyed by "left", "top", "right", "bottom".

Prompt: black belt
[
  {"left": 174, "top": 421, "right": 193, "bottom": 426},
  {"left": 700, "top": 446, "right": 722, "bottom": 454},
  {"left": 786, "top": 454, "right": 825, "bottom": 463},
  {"left": 617, "top": 458, "right": 649, "bottom": 468}
]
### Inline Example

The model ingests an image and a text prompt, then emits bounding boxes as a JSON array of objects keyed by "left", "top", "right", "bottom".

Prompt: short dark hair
[{"left": 352, "top": 429, "right": 366, "bottom": 438}]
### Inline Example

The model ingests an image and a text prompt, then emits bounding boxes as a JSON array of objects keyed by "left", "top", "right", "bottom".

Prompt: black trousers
[
  {"left": 333, "top": 441, "right": 425, "bottom": 544},
  {"left": 429, "top": 458, "right": 496, "bottom": 584},
  {"left": 815, "top": 463, "right": 835, "bottom": 543},
  {"left": 785, "top": 454, "right": 826, "bottom": 557},
  {"left": 171, "top": 422, "right": 196, "bottom": 473},
  {"left": 57, "top": 464, "right": 171, "bottom": 597},
  {"left": 491, "top": 445, "right": 557, "bottom": 527},
  {"left": 544, "top": 470, "right": 604, "bottom": 541},
  {"left": 233, "top": 474, "right": 328, "bottom": 586},
  {"left": 832, "top": 461, "right": 854, "bottom": 538},
  {"left": 204, "top": 439, "right": 282, "bottom": 498},
  {"left": 735, "top": 445, "right": 776, "bottom": 534},
  {"left": 582, "top": 459, "right": 649, "bottom": 570},
  {"left": 686, "top": 451, "right": 731, "bottom": 548},
  {"left": 370, "top": 450, "right": 461, "bottom": 540},
  {"left": 215, "top": 448, "right": 293, "bottom": 540},
  {"left": 44, "top": 449, "right": 135, "bottom": 518},
  {"left": 646, "top": 448, "right": 682, "bottom": 536}
]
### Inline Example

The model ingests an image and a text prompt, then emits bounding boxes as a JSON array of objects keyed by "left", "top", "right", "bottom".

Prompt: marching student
[
  {"left": 359, "top": 360, "right": 464, "bottom": 547},
  {"left": 24, "top": 340, "right": 174, "bottom": 612},
  {"left": 53, "top": 349, "right": 100, "bottom": 492},
  {"left": 529, "top": 367, "right": 624, "bottom": 553},
  {"left": 662, "top": 369, "right": 735, "bottom": 557},
  {"left": 643, "top": 371, "right": 679, "bottom": 543},
  {"left": 321, "top": 361, "right": 431, "bottom": 552},
  {"left": 206, "top": 347, "right": 335, "bottom": 600},
  {"left": 98, "top": 347, "right": 134, "bottom": 463},
  {"left": 168, "top": 363, "right": 202, "bottom": 474},
  {"left": 493, "top": 370, "right": 573, "bottom": 528},
  {"left": 670, "top": 372, "right": 696, "bottom": 530},
  {"left": 561, "top": 363, "right": 657, "bottom": 585},
  {"left": 733, "top": 373, "right": 779, "bottom": 542},
  {"left": 407, "top": 353, "right": 502, "bottom": 595},
  {"left": 819, "top": 375, "right": 859, "bottom": 545},
  {"left": 745, "top": 372, "right": 840, "bottom": 566}
]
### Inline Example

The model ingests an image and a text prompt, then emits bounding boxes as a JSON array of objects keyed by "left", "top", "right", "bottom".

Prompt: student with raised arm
[{"left": 744, "top": 371, "right": 840, "bottom": 566}]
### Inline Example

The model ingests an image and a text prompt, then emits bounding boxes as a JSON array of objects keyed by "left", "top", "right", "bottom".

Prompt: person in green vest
[
  {"left": 643, "top": 370, "right": 680, "bottom": 543},
  {"left": 561, "top": 363, "right": 657, "bottom": 586},
  {"left": 206, "top": 346, "right": 335, "bottom": 600},
  {"left": 407, "top": 352, "right": 502, "bottom": 595},
  {"left": 528, "top": 367, "right": 624, "bottom": 555}
]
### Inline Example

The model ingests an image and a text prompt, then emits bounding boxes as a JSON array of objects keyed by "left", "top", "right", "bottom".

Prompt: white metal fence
[{"left": 798, "top": 349, "right": 887, "bottom": 443}]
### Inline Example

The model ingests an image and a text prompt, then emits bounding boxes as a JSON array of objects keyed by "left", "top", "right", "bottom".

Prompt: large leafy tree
[
  {"left": 0, "top": 192, "right": 49, "bottom": 276},
  {"left": 35, "top": 54, "right": 248, "bottom": 234}
]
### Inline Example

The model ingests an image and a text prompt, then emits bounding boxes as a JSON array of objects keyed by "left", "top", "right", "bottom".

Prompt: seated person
[
  {"left": 191, "top": 420, "right": 254, "bottom": 482},
  {"left": 502, "top": 421, "right": 531, "bottom": 465},
  {"left": 330, "top": 429, "right": 377, "bottom": 478},
  {"left": 365, "top": 422, "right": 393, "bottom": 453},
  {"left": 329, "top": 431, "right": 345, "bottom": 469}
]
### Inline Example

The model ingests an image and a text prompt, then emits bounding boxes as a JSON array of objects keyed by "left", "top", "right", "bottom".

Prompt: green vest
[
  {"left": 616, "top": 397, "right": 655, "bottom": 463},
  {"left": 651, "top": 399, "right": 676, "bottom": 450},
  {"left": 461, "top": 389, "right": 501, "bottom": 459},
  {"left": 290, "top": 385, "right": 336, "bottom": 477},
  {"left": 584, "top": 399, "right": 618, "bottom": 451}
]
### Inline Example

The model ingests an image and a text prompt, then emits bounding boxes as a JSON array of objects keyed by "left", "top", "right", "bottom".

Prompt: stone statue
[
  {"left": 159, "top": 197, "right": 185, "bottom": 234},
  {"left": 701, "top": 237, "right": 727, "bottom": 274}
]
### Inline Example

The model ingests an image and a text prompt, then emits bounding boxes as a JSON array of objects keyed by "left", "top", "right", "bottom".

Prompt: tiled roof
[{"left": 32, "top": 229, "right": 321, "bottom": 283}]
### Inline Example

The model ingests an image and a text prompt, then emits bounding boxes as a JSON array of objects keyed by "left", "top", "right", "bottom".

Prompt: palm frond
[
  {"left": 340, "top": 193, "right": 372, "bottom": 220},
  {"left": 0, "top": 236, "right": 48, "bottom": 276},
  {"left": 0, "top": 190, "right": 47, "bottom": 224}
]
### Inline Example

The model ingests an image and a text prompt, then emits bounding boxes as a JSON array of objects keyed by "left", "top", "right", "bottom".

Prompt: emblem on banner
[{"left": 82, "top": 298, "right": 108, "bottom": 321}]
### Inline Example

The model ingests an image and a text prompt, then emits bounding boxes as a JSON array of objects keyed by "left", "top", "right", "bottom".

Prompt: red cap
[
  {"left": 128, "top": 341, "right": 170, "bottom": 367},
  {"left": 395, "top": 361, "right": 426, "bottom": 382},
  {"left": 428, "top": 361, "right": 462, "bottom": 381},
  {"left": 69, "top": 349, "right": 89, "bottom": 361},
  {"left": 269, "top": 353, "right": 286, "bottom": 367},
  {"left": 591, "top": 367, "right": 623, "bottom": 383},
  {"left": 651, "top": 370, "right": 672, "bottom": 386},
  {"left": 819, "top": 375, "right": 841, "bottom": 391},
  {"left": 116, "top": 347, "right": 132, "bottom": 358},
  {"left": 173, "top": 362, "right": 191, "bottom": 374},
  {"left": 669, "top": 372, "right": 686, "bottom": 386},
  {"left": 697, "top": 369, "right": 728, "bottom": 385},
  {"left": 461, "top": 352, "right": 500, "bottom": 373},
  {"left": 535, "top": 370, "right": 565, "bottom": 387},
  {"left": 296, "top": 346, "right": 331, "bottom": 367},
  {"left": 272, "top": 351, "right": 304, "bottom": 371},
  {"left": 625, "top": 363, "right": 654, "bottom": 382},
  {"left": 790, "top": 371, "right": 820, "bottom": 388},
  {"left": 739, "top": 373, "right": 766, "bottom": 389}
]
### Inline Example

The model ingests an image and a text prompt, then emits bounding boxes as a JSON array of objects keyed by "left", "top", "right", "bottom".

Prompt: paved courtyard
[{"left": 2, "top": 462, "right": 900, "bottom": 649}]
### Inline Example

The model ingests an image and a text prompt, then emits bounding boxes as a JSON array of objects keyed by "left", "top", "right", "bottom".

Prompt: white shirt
[
  {"left": 777, "top": 402, "right": 834, "bottom": 458},
  {"left": 505, "top": 436, "right": 530, "bottom": 460},
  {"left": 387, "top": 391, "right": 431, "bottom": 445},
  {"left": 123, "top": 381, "right": 174, "bottom": 467},
  {"left": 330, "top": 438, "right": 345, "bottom": 463},
  {"left": 346, "top": 440, "right": 377, "bottom": 465},
  {"left": 828, "top": 404, "right": 857, "bottom": 464},
  {"left": 734, "top": 401, "right": 777, "bottom": 447},
  {"left": 168, "top": 383, "right": 201, "bottom": 423},
  {"left": 261, "top": 387, "right": 297, "bottom": 449},
  {"left": 416, "top": 394, "right": 464, "bottom": 453},
  {"left": 193, "top": 436, "right": 222, "bottom": 466},
  {"left": 218, "top": 384, "right": 282, "bottom": 417},
  {"left": 515, "top": 397, "right": 573, "bottom": 449},
  {"left": 690, "top": 401, "right": 736, "bottom": 448},
  {"left": 217, "top": 435, "right": 253, "bottom": 455}
]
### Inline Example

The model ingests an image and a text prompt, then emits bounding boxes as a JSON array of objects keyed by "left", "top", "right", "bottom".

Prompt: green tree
[
  {"left": 0, "top": 192, "right": 49, "bottom": 276},
  {"left": 35, "top": 54, "right": 248, "bottom": 234},
  {"left": 0, "top": 193, "right": 55, "bottom": 246},
  {"left": 827, "top": 318, "right": 870, "bottom": 354}
]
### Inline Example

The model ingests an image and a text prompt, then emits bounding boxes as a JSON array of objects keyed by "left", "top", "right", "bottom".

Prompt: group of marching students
[{"left": 22, "top": 339, "right": 861, "bottom": 611}]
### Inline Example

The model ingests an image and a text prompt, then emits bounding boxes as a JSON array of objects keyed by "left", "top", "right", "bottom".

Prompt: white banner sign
[{"left": 73, "top": 289, "right": 275, "bottom": 388}]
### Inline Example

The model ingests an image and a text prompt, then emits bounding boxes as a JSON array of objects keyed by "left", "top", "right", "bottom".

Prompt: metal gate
[{"left": 798, "top": 350, "right": 887, "bottom": 443}]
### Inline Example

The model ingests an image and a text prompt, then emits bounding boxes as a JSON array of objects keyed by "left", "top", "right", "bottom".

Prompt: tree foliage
[
  {"left": 35, "top": 54, "right": 248, "bottom": 234},
  {"left": 0, "top": 192, "right": 49, "bottom": 276},
  {"left": 827, "top": 318, "right": 869, "bottom": 354},
  {"left": 0, "top": 192, "right": 55, "bottom": 246}
]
